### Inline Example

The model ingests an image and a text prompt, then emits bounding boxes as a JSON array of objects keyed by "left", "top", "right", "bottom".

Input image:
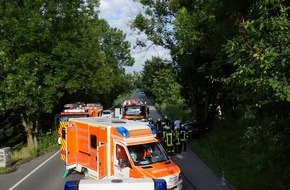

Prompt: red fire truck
[{"left": 56, "top": 102, "right": 103, "bottom": 161}]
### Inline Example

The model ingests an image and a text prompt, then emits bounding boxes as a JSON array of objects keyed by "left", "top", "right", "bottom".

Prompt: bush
[{"left": 37, "top": 130, "right": 59, "bottom": 155}]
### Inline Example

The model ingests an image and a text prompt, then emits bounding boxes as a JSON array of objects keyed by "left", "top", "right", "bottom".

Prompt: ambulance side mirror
[{"left": 118, "top": 159, "right": 130, "bottom": 168}]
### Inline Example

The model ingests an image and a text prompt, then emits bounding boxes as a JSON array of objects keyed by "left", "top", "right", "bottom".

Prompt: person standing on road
[
  {"left": 164, "top": 125, "right": 174, "bottom": 155},
  {"left": 180, "top": 124, "right": 189, "bottom": 152},
  {"left": 174, "top": 125, "right": 181, "bottom": 154},
  {"left": 155, "top": 118, "right": 162, "bottom": 140}
]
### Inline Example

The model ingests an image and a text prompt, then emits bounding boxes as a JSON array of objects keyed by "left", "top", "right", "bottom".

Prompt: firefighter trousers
[{"left": 180, "top": 141, "right": 187, "bottom": 152}]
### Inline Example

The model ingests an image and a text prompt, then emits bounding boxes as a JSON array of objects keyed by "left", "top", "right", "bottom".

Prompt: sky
[{"left": 98, "top": 0, "right": 170, "bottom": 74}]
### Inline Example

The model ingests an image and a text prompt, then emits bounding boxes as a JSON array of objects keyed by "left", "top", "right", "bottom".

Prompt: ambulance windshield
[{"left": 128, "top": 142, "right": 168, "bottom": 166}]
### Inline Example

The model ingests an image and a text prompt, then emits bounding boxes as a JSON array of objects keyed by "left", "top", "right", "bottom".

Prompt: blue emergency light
[
  {"left": 64, "top": 179, "right": 166, "bottom": 190},
  {"left": 154, "top": 179, "right": 167, "bottom": 190},
  {"left": 147, "top": 124, "right": 157, "bottom": 135},
  {"left": 64, "top": 180, "right": 79, "bottom": 190},
  {"left": 116, "top": 126, "right": 130, "bottom": 138}
]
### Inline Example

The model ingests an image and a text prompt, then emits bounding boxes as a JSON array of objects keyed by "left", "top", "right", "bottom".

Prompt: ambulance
[{"left": 64, "top": 117, "right": 182, "bottom": 190}]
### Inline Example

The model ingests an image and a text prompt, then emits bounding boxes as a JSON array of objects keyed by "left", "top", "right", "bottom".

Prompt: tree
[
  {"left": 132, "top": 0, "right": 254, "bottom": 124},
  {"left": 0, "top": 0, "right": 133, "bottom": 148},
  {"left": 223, "top": 1, "right": 290, "bottom": 188},
  {"left": 142, "top": 57, "right": 183, "bottom": 105},
  {"left": 142, "top": 56, "right": 167, "bottom": 99},
  {"left": 224, "top": 0, "right": 290, "bottom": 105}
]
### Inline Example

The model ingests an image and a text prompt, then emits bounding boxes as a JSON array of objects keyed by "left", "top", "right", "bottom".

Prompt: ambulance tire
[{"left": 81, "top": 168, "right": 89, "bottom": 178}]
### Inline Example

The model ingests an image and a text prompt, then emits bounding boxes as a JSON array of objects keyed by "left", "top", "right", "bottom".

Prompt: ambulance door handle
[{"left": 95, "top": 156, "right": 97, "bottom": 161}]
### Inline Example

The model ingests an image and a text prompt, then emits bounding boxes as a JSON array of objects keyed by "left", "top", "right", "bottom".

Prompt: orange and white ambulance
[{"left": 65, "top": 117, "right": 182, "bottom": 190}]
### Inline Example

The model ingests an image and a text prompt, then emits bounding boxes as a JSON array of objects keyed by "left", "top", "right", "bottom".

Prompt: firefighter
[
  {"left": 174, "top": 125, "right": 181, "bottom": 154},
  {"left": 155, "top": 118, "right": 162, "bottom": 140},
  {"left": 162, "top": 116, "right": 171, "bottom": 128},
  {"left": 163, "top": 125, "right": 174, "bottom": 155},
  {"left": 160, "top": 121, "right": 167, "bottom": 146},
  {"left": 180, "top": 124, "right": 189, "bottom": 152}
]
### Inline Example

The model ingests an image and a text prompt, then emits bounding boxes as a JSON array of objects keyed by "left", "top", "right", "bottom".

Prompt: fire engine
[
  {"left": 64, "top": 117, "right": 182, "bottom": 190},
  {"left": 118, "top": 98, "right": 149, "bottom": 121},
  {"left": 56, "top": 102, "right": 103, "bottom": 161}
]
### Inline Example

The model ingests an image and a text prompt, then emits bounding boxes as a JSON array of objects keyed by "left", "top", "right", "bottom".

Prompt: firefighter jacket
[
  {"left": 174, "top": 130, "right": 180, "bottom": 145},
  {"left": 180, "top": 128, "right": 188, "bottom": 142},
  {"left": 165, "top": 130, "right": 174, "bottom": 147}
]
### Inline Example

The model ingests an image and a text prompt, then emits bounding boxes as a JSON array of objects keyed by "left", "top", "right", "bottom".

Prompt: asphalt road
[
  {"left": 0, "top": 89, "right": 235, "bottom": 190},
  {"left": 0, "top": 151, "right": 82, "bottom": 190}
]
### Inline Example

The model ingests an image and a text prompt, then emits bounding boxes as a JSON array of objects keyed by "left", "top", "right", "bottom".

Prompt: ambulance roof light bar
[
  {"left": 116, "top": 126, "right": 130, "bottom": 138},
  {"left": 147, "top": 124, "right": 157, "bottom": 135},
  {"left": 64, "top": 178, "right": 167, "bottom": 190}
]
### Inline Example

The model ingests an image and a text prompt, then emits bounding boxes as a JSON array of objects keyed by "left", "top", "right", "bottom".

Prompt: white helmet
[{"left": 163, "top": 125, "right": 170, "bottom": 130}]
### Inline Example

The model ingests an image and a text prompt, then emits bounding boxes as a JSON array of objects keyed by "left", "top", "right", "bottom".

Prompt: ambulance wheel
[{"left": 81, "top": 168, "right": 89, "bottom": 178}]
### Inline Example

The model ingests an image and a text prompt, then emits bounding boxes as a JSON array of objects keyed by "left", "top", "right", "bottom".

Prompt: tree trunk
[{"left": 20, "top": 113, "right": 38, "bottom": 148}]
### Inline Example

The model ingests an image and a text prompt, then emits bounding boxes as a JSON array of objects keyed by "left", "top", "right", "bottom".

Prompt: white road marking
[{"left": 8, "top": 150, "right": 60, "bottom": 190}]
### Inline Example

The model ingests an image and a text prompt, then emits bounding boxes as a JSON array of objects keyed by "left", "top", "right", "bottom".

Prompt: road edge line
[{"left": 8, "top": 150, "right": 60, "bottom": 190}]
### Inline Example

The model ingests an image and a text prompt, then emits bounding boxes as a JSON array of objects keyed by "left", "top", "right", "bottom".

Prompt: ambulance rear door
[
  {"left": 97, "top": 126, "right": 108, "bottom": 179},
  {"left": 97, "top": 143, "right": 107, "bottom": 179},
  {"left": 66, "top": 123, "right": 77, "bottom": 166}
]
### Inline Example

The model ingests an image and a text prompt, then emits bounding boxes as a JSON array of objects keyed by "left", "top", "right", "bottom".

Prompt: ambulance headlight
[
  {"left": 154, "top": 179, "right": 167, "bottom": 190},
  {"left": 64, "top": 180, "right": 79, "bottom": 190},
  {"left": 117, "top": 126, "right": 130, "bottom": 138},
  {"left": 147, "top": 124, "right": 157, "bottom": 135}
]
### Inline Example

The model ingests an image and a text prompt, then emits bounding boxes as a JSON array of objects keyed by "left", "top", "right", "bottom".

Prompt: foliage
[
  {"left": 223, "top": 0, "right": 290, "bottom": 105},
  {"left": 223, "top": 1, "right": 290, "bottom": 188},
  {"left": 141, "top": 57, "right": 184, "bottom": 105},
  {"left": 132, "top": 0, "right": 254, "bottom": 124},
  {"left": 37, "top": 130, "right": 59, "bottom": 155},
  {"left": 0, "top": 0, "right": 133, "bottom": 148},
  {"left": 190, "top": 106, "right": 290, "bottom": 190},
  {"left": 134, "top": 1, "right": 290, "bottom": 189}
]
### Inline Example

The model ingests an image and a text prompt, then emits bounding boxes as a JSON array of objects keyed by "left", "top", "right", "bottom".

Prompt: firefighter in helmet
[
  {"left": 163, "top": 125, "right": 174, "bottom": 155},
  {"left": 180, "top": 123, "right": 189, "bottom": 152},
  {"left": 155, "top": 118, "right": 162, "bottom": 140},
  {"left": 162, "top": 116, "right": 171, "bottom": 128},
  {"left": 174, "top": 125, "right": 181, "bottom": 154}
]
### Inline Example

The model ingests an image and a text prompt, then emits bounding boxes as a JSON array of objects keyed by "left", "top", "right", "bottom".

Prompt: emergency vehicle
[
  {"left": 64, "top": 117, "right": 182, "bottom": 190},
  {"left": 65, "top": 178, "right": 167, "bottom": 190},
  {"left": 56, "top": 102, "right": 103, "bottom": 161},
  {"left": 119, "top": 98, "right": 149, "bottom": 120}
]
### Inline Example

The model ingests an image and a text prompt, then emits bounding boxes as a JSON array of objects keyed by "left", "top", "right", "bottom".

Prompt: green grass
[
  {"left": 188, "top": 117, "right": 287, "bottom": 190},
  {"left": 189, "top": 119, "right": 247, "bottom": 188}
]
